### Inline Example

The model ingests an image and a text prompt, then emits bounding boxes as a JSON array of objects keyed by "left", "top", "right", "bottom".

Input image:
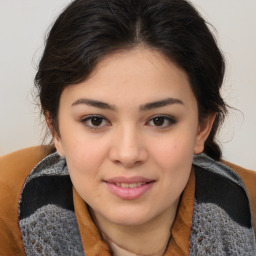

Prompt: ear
[
  {"left": 45, "top": 111, "right": 54, "bottom": 136},
  {"left": 194, "top": 113, "right": 216, "bottom": 154},
  {"left": 45, "top": 111, "right": 65, "bottom": 157},
  {"left": 53, "top": 135, "right": 65, "bottom": 157}
]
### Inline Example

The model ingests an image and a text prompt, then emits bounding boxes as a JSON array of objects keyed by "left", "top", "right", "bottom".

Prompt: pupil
[
  {"left": 153, "top": 117, "right": 164, "bottom": 126},
  {"left": 91, "top": 117, "right": 102, "bottom": 126}
]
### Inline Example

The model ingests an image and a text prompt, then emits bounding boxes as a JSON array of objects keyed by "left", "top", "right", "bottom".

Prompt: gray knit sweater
[{"left": 19, "top": 153, "right": 256, "bottom": 255}]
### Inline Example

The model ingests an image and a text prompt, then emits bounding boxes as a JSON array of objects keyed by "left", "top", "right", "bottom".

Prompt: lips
[
  {"left": 104, "top": 176, "right": 155, "bottom": 200},
  {"left": 115, "top": 182, "right": 147, "bottom": 188}
]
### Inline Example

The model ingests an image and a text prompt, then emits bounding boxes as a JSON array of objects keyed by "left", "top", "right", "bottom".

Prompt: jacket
[{"left": 0, "top": 146, "right": 256, "bottom": 255}]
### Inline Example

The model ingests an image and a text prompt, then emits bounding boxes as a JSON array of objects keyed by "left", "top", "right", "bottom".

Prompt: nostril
[
  {"left": 109, "top": 141, "right": 148, "bottom": 167},
  {"left": 113, "top": 159, "right": 143, "bottom": 168}
]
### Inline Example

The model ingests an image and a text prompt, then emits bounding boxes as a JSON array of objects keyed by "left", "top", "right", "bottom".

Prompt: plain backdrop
[{"left": 0, "top": 0, "right": 255, "bottom": 170}]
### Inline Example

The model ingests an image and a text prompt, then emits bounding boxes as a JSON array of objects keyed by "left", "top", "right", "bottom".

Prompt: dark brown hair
[{"left": 35, "top": 0, "right": 227, "bottom": 160}]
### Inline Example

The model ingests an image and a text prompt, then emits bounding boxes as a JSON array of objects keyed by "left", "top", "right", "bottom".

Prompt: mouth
[
  {"left": 113, "top": 182, "right": 150, "bottom": 188},
  {"left": 103, "top": 177, "right": 155, "bottom": 200}
]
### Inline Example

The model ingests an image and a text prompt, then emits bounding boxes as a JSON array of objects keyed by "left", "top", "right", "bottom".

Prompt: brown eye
[
  {"left": 152, "top": 117, "right": 165, "bottom": 126},
  {"left": 147, "top": 115, "right": 176, "bottom": 128},
  {"left": 91, "top": 116, "right": 103, "bottom": 126},
  {"left": 81, "top": 115, "right": 110, "bottom": 129}
]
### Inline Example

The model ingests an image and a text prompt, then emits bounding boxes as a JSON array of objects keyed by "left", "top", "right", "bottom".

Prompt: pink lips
[{"left": 104, "top": 176, "right": 155, "bottom": 200}]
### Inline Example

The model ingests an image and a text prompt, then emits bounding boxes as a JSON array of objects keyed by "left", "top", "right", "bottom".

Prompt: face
[{"left": 53, "top": 48, "right": 213, "bottom": 227}]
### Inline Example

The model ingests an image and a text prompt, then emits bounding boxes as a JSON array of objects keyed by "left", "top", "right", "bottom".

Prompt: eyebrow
[
  {"left": 72, "top": 98, "right": 116, "bottom": 110},
  {"left": 71, "top": 97, "right": 183, "bottom": 111},
  {"left": 139, "top": 98, "right": 184, "bottom": 111}
]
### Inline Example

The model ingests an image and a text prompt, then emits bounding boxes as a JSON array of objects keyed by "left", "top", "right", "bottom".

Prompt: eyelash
[
  {"left": 146, "top": 115, "right": 177, "bottom": 129},
  {"left": 81, "top": 115, "right": 110, "bottom": 130},
  {"left": 80, "top": 114, "right": 177, "bottom": 130}
]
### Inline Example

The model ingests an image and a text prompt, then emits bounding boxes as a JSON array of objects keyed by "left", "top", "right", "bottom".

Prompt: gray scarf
[{"left": 19, "top": 153, "right": 256, "bottom": 255}]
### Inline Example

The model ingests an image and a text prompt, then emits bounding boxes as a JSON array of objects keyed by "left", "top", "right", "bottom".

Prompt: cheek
[
  {"left": 64, "top": 141, "right": 106, "bottom": 204},
  {"left": 65, "top": 142, "right": 106, "bottom": 176},
  {"left": 148, "top": 136, "right": 193, "bottom": 211},
  {"left": 150, "top": 132, "right": 196, "bottom": 170},
  {"left": 60, "top": 126, "right": 110, "bottom": 171}
]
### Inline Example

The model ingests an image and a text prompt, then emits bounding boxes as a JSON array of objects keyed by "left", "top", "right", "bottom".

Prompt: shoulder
[
  {"left": 193, "top": 154, "right": 256, "bottom": 236},
  {"left": 222, "top": 160, "right": 256, "bottom": 235},
  {"left": 191, "top": 155, "right": 256, "bottom": 254},
  {"left": 0, "top": 145, "right": 50, "bottom": 176},
  {"left": 0, "top": 146, "right": 49, "bottom": 255},
  {"left": 222, "top": 160, "right": 256, "bottom": 188},
  {"left": 0, "top": 146, "right": 50, "bottom": 198}
]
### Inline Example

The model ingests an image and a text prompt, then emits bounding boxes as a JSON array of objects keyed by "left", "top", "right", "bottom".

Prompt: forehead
[{"left": 61, "top": 47, "right": 196, "bottom": 108}]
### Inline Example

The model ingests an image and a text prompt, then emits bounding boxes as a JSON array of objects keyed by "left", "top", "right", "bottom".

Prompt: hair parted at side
[{"left": 35, "top": 0, "right": 227, "bottom": 160}]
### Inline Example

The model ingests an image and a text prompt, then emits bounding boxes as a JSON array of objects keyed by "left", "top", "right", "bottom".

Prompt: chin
[{"left": 104, "top": 207, "right": 154, "bottom": 227}]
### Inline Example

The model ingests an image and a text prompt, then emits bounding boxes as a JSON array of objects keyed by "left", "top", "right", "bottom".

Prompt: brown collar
[
  {"left": 165, "top": 169, "right": 195, "bottom": 256},
  {"left": 73, "top": 169, "right": 195, "bottom": 256}
]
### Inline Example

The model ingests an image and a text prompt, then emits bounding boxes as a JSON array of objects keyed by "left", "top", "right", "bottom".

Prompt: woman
[{"left": 0, "top": 0, "right": 255, "bottom": 255}]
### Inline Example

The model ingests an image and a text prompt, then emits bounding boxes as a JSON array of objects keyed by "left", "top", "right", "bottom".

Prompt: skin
[{"left": 52, "top": 48, "right": 215, "bottom": 255}]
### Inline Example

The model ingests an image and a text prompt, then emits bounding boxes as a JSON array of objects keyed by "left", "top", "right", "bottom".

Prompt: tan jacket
[{"left": 0, "top": 146, "right": 256, "bottom": 255}]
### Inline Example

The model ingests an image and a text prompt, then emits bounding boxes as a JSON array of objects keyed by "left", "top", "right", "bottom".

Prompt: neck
[
  {"left": 91, "top": 202, "right": 178, "bottom": 256},
  {"left": 107, "top": 236, "right": 170, "bottom": 256}
]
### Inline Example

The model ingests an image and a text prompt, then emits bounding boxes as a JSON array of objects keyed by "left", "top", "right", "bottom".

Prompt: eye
[
  {"left": 81, "top": 115, "right": 110, "bottom": 129},
  {"left": 146, "top": 115, "right": 176, "bottom": 128}
]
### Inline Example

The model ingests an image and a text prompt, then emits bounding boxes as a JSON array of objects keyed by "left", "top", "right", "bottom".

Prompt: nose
[{"left": 109, "top": 125, "right": 148, "bottom": 168}]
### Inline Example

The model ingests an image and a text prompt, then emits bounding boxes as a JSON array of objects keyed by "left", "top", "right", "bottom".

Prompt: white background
[{"left": 0, "top": 0, "right": 255, "bottom": 170}]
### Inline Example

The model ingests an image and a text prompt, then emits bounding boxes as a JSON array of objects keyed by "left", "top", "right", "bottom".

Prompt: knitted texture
[
  {"left": 19, "top": 153, "right": 84, "bottom": 255},
  {"left": 18, "top": 153, "right": 256, "bottom": 255},
  {"left": 22, "top": 153, "right": 68, "bottom": 184},
  {"left": 20, "top": 204, "right": 84, "bottom": 255},
  {"left": 190, "top": 201, "right": 255, "bottom": 255},
  {"left": 192, "top": 154, "right": 256, "bottom": 255}
]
